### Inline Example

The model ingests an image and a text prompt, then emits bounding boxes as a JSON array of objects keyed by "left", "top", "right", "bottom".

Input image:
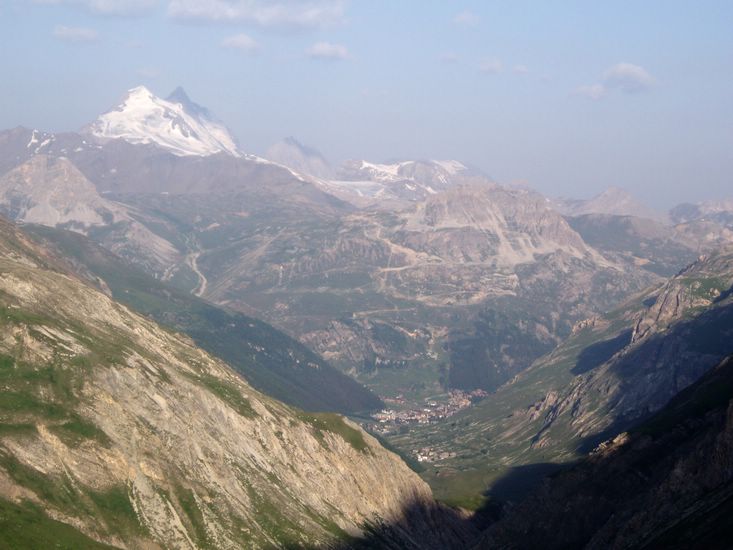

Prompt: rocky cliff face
[
  {"left": 0, "top": 218, "right": 471, "bottom": 549},
  {"left": 514, "top": 248, "right": 733, "bottom": 450},
  {"left": 0, "top": 155, "right": 180, "bottom": 274}
]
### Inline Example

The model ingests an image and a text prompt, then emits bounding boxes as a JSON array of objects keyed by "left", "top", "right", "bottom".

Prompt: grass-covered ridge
[
  {"left": 193, "top": 372, "right": 257, "bottom": 418},
  {"left": 298, "top": 412, "right": 370, "bottom": 453},
  {"left": 0, "top": 497, "right": 120, "bottom": 550}
]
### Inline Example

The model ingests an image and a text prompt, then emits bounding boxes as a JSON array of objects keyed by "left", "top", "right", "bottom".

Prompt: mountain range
[
  {"left": 2, "top": 86, "right": 732, "bottom": 404},
  {"left": 1, "top": 85, "right": 733, "bottom": 546}
]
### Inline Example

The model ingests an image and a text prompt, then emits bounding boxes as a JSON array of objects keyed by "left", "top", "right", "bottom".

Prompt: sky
[{"left": 1, "top": 0, "right": 731, "bottom": 207}]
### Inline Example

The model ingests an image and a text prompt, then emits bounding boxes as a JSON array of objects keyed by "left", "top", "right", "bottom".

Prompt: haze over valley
[{"left": 1, "top": 2, "right": 733, "bottom": 548}]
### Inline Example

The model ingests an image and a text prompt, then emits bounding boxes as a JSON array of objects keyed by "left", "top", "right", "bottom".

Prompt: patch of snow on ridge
[
  {"left": 432, "top": 160, "right": 467, "bottom": 175},
  {"left": 358, "top": 160, "right": 407, "bottom": 181}
]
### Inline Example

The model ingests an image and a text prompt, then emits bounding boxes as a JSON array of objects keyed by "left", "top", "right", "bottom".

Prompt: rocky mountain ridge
[{"left": 0, "top": 154, "right": 180, "bottom": 274}]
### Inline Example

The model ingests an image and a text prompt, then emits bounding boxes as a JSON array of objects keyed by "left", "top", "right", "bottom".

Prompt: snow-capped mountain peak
[{"left": 85, "top": 86, "right": 241, "bottom": 157}]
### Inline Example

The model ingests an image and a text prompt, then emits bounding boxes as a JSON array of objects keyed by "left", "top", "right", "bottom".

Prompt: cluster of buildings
[
  {"left": 413, "top": 447, "right": 457, "bottom": 463},
  {"left": 365, "top": 389, "right": 488, "bottom": 435}
]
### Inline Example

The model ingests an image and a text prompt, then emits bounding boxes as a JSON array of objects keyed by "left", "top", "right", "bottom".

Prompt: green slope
[
  {"left": 0, "top": 498, "right": 120, "bottom": 550},
  {"left": 24, "top": 224, "right": 382, "bottom": 414}
]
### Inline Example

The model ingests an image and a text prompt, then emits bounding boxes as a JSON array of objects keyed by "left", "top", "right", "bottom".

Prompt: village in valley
[
  {"left": 358, "top": 389, "right": 488, "bottom": 462},
  {"left": 363, "top": 389, "right": 488, "bottom": 431}
]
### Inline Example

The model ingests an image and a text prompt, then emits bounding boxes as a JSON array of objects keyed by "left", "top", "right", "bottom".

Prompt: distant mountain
[
  {"left": 0, "top": 154, "right": 125, "bottom": 227},
  {"left": 0, "top": 89, "right": 708, "bottom": 440},
  {"left": 316, "top": 159, "right": 486, "bottom": 206},
  {"left": 554, "top": 186, "right": 667, "bottom": 223},
  {"left": 84, "top": 85, "right": 241, "bottom": 157},
  {"left": 340, "top": 159, "right": 470, "bottom": 185},
  {"left": 199, "top": 182, "right": 655, "bottom": 394},
  {"left": 0, "top": 102, "right": 350, "bottom": 281},
  {"left": 670, "top": 198, "right": 733, "bottom": 228},
  {"left": 266, "top": 136, "right": 335, "bottom": 179},
  {"left": 0, "top": 154, "right": 180, "bottom": 273},
  {"left": 567, "top": 213, "right": 733, "bottom": 276},
  {"left": 477, "top": 353, "right": 733, "bottom": 549}
]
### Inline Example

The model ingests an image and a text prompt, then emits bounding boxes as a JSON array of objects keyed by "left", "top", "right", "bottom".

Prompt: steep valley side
[{"left": 0, "top": 218, "right": 474, "bottom": 549}]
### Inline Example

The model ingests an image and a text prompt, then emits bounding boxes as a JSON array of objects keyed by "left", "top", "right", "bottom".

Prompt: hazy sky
[{"left": 1, "top": 0, "right": 731, "bottom": 207}]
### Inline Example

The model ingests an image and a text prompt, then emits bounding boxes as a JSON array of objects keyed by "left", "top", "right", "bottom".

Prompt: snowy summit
[{"left": 86, "top": 86, "right": 240, "bottom": 157}]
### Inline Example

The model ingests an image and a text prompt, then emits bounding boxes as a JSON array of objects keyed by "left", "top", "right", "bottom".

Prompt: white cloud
[
  {"left": 439, "top": 52, "right": 459, "bottom": 64},
  {"left": 574, "top": 84, "right": 606, "bottom": 100},
  {"left": 454, "top": 10, "right": 479, "bottom": 26},
  {"left": 221, "top": 33, "right": 259, "bottom": 53},
  {"left": 168, "top": 0, "right": 346, "bottom": 28},
  {"left": 513, "top": 64, "right": 529, "bottom": 74},
  {"left": 306, "top": 41, "right": 348, "bottom": 60},
  {"left": 479, "top": 58, "right": 503, "bottom": 74},
  {"left": 52, "top": 24, "right": 99, "bottom": 42},
  {"left": 603, "top": 62, "right": 655, "bottom": 93},
  {"left": 575, "top": 62, "right": 655, "bottom": 100},
  {"left": 35, "top": 0, "right": 157, "bottom": 16}
]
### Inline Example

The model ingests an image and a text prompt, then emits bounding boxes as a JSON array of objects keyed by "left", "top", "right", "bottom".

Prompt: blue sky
[{"left": 1, "top": 0, "right": 731, "bottom": 206}]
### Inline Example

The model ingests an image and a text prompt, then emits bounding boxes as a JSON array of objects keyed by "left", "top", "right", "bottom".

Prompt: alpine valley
[{"left": 1, "top": 86, "right": 733, "bottom": 548}]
